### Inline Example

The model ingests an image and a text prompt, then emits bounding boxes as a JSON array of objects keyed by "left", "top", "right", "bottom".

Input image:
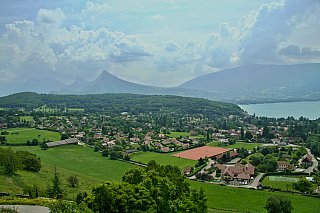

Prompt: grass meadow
[
  {"left": 1, "top": 145, "right": 319, "bottom": 212},
  {"left": 188, "top": 180, "right": 320, "bottom": 213},
  {"left": 0, "top": 128, "right": 61, "bottom": 144},
  {"left": 207, "top": 141, "right": 260, "bottom": 150},
  {"left": 130, "top": 151, "right": 197, "bottom": 170},
  {"left": 32, "top": 146, "right": 134, "bottom": 182},
  {"left": 165, "top": 131, "right": 204, "bottom": 138}
]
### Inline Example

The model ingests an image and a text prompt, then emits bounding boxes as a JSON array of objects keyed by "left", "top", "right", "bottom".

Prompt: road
[
  {"left": 304, "top": 148, "right": 318, "bottom": 174},
  {"left": 0, "top": 205, "right": 49, "bottom": 213}
]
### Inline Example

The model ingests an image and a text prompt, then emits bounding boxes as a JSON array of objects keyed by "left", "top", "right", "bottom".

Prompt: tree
[
  {"left": 292, "top": 179, "right": 313, "bottom": 193},
  {"left": 265, "top": 195, "right": 294, "bottom": 213},
  {"left": 101, "top": 149, "right": 109, "bottom": 157},
  {"left": 47, "top": 167, "right": 63, "bottom": 199},
  {"left": 67, "top": 175, "right": 79, "bottom": 187},
  {"left": 0, "top": 148, "right": 21, "bottom": 174}
]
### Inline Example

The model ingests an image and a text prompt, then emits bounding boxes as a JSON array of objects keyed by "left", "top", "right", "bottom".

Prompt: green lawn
[
  {"left": 261, "top": 175, "right": 309, "bottom": 191},
  {"left": 207, "top": 141, "right": 260, "bottom": 150},
  {"left": 188, "top": 180, "right": 320, "bottom": 213},
  {"left": 20, "top": 116, "right": 33, "bottom": 122},
  {"left": 165, "top": 131, "right": 191, "bottom": 138},
  {"left": 0, "top": 128, "right": 61, "bottom": 144},
  {"left": 130, "top": 151, "right": 197, "bottom": 170},
  {"left": 32, "top": 146, "right": 134, "bottom": 183}
]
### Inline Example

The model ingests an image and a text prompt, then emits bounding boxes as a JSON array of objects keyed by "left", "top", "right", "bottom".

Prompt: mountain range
[{"left": 1, "top": 63, "right": 319, "bottom": 104}]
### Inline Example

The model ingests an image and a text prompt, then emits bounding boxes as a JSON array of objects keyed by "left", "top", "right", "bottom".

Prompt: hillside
[
  {"left": 0, "top": 92, "right": 243, "bottom": 118},
  {"left": 179, "top": 63, "right": 320, "bottom": 103}
]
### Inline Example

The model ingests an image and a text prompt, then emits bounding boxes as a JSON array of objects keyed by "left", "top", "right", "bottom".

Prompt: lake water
[{"left": 239, "top": 101, "right": 320, "bottom": 120}]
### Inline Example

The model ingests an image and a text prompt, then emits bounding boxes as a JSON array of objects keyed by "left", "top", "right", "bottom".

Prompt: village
[{"left": 1, "top": 107, "right": 319, "bottom": 193}]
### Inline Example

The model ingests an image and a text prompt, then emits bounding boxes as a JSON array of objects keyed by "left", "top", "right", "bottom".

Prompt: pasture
[
  {"left": 188, "top": 180, "right": 320, "bottom": 213},
  {"left": 130, "top": 151, "right": 197, "bottom": 169},
  {"left": 0, "top": 128, "right": 61, "bottom": 144},
  {"left": 32, "top": 145, "right": 134, "bottom": 183}
]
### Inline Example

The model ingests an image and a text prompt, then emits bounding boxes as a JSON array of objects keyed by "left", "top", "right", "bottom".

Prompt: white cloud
[
  {"left": 151, "top": 15, "right": 163, "bottom": 19},
  {"left": 0, "top": 0, "right": 319, "bottom": 87},
  {"left": 81, "top": 1, "right": 112, "bottom": 30}
]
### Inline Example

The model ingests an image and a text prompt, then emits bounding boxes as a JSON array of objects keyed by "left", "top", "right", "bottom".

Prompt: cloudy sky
[{"left": 0, "top": 0, "right": 319, "bottom": 87}]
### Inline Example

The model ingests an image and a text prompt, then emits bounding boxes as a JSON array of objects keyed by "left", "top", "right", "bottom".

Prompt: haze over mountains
[{"left": 1, "top": 63, "right": 320, "bottom": 104}]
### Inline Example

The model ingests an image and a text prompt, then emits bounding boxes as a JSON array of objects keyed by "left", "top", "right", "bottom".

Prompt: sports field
[
  {"left": 269, "top": 176, "right": 299, "bottom": 182},
  {"left": 172, "top": 146, "right": 230, "bottom": 160}
]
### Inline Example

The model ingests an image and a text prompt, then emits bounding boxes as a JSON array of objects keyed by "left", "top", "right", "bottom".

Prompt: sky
[{"left": 0, "top": 0, "right": 319, "bottom": 87}]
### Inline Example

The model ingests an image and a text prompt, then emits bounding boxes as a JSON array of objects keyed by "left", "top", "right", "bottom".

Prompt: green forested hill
[{"left": 0, "top": 92, "right": 243, "bottom": 118}]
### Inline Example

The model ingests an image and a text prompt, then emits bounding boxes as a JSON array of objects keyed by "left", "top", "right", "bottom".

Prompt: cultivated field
[
  {"left": 0, "top": 128, "right": 60, "bottom": 144},
  {"left": 130, "top": 151, "right": 197, "bottom": 170}
]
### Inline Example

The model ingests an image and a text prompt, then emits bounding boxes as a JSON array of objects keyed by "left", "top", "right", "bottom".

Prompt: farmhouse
[
  {"left": 301, "top": 154, "right": 313, "bottom": 167},
  {"left": 221, "top": 163, "right": 255, "bottom": 181},
  {"left": 46, "top": 138, "right": 79, "bottom": 148},
  {"left": 277, "top": 161, "right": 294, "bottom": 172},
  {"left": 183, "top": 166, "right": 193, "bottom": 175}
]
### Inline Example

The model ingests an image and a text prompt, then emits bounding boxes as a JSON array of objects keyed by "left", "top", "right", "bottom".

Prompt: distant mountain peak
[{"left": 97, "top": 70, "right": 117, "bottom": 79}]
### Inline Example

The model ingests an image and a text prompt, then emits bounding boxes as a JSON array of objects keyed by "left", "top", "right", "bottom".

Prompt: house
[
  {"left": 301, "top": 154, "right": 313, "bottom": 167},
  {"left": 162, "top": 139, "right": 171, "bottom": 145},
  {"left": 144, "top": 136, "right": 152, "bottom": 141},
  {"left": 190, "top": 131, "right": 198, "bottom": 136},
  {"left": 130, "top": 137, "right": 140, "bottom": 142},
  {"left": 172, "top": 139, "right": 181, "bottom": 146},
  {"left": 106, "top": 141, "right": 115, "bottom": 148},
  {"left": 0, "top": 123, "right": 7, "bottom": 129},
  {"left": 184, "top": 167, "right": 193, "bottom": 175},
  {"left": 221, "top": 163, "right": 255, "bottom": 181},
  {"left": 161, "top": 147, "right": 170, "bottom": 152},
  {"left": 214, "top": 163, "right": 227, "bottom": 171},
  {"left": 182, "top": 143, "right": 190, "bottom": 149},
  {"left": 154, "top": 142, "right": 162, "bottom": 147},
  {"left": 66, "top": 127, "right": 77, "bottom": 134},
  {"left": 277, "top": 161, "right": 294, "bottom": 172},
  {"left": 218, "top": 139, "right": 229, "bottom": 143}
]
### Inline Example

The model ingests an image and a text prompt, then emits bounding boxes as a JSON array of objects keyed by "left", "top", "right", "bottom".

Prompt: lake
[{"left": 239, "top": 101, "right": 320, "bottom": 120}]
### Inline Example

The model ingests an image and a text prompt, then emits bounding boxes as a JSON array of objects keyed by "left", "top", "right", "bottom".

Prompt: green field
[
  {"left": 0, "top": 128, "right": 61, "bottom": 144},
  {"left": 32, "top": 146, "right": 134, "bottom": 182},
  {"left": 188, "top": 180, "right": 320, "bottom": 213},
  {"left": 1, "top": 145, "right": 319, "bottom": 212},
  {"left": 0, "top": 162, "right": 104, "bottom": 199},
  {"left": 20, "top": 116, "right": 33, "bottom": 122},
  {"left": 165, "top": 131, "right": 204, "bottom": 138},
  {"left": 207, "top": 141, "right": 259, "bottom": 150},
  {"left": 261, "top": 175, "right": 308, "bottom": 192},
  {"left": 130, "top": 151, "right": 197, "bottom": 170}
]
